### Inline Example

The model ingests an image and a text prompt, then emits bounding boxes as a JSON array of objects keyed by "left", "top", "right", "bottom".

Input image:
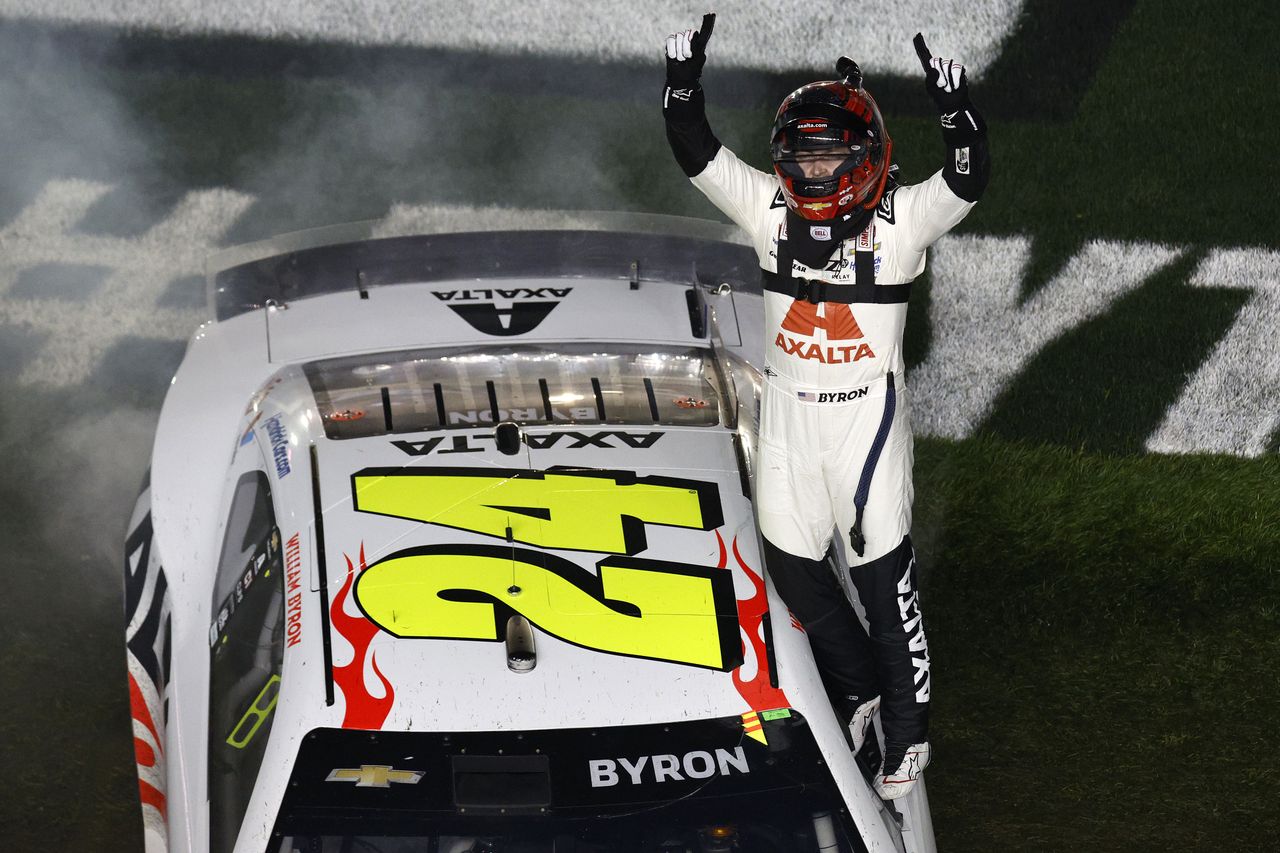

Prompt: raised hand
[
  {"left": 913, "top": 33, "right": 971, "bottom": 111},
  {"left": 665, "top": 13, "right": 716, "bottom": 87}
]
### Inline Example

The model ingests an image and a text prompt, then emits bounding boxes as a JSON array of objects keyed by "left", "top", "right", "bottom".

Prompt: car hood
[{"left": 282, "top": 423, "right": 789, "bottom": 737}]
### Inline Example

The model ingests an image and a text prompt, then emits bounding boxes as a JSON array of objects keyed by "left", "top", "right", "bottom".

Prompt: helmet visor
[
  {"left": 771, "top": 138, "right": 869, "bottom": 184},
  {"left": 772, "top": 143, "right": 868, "bottom": 181}
]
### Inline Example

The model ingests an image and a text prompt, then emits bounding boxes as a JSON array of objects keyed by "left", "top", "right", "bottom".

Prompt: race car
[{"left": 123, "top": 214, "right": 936, "bottom": 853}]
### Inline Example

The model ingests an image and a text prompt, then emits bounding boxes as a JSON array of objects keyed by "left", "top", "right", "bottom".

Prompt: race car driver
[{"left": 662, "top": 14, "right": 989, "bottom": 799}]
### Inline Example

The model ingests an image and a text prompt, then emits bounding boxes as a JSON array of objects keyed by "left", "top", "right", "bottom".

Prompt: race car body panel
[
  {"left": 136, "top": 224, "right": 932, "bottom": 853},
  {"left": 265, "top": 278, "right": 735, "bottom": 363}
]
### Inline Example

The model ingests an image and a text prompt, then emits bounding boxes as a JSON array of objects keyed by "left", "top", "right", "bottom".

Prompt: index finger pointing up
[{"left": 913, "top": 33, "right": 932, "bottom": 72}]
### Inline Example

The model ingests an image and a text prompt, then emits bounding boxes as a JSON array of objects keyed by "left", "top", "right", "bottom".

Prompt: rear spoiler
[{"left": 208, "top": 221, "right": 761, "bottom": 321}]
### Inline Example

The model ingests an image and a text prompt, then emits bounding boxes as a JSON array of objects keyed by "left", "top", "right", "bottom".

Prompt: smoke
[{"left": 219, "top": 60, "right": 653, "bottom": 242}]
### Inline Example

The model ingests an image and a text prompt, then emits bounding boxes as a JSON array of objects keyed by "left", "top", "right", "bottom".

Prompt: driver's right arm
[{"left": 662, "top": 15, "right": 776, "bottom": 239}]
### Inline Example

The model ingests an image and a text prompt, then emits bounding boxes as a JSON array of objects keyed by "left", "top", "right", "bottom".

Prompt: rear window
[
  {"left": 304, "top": 344, "right": 723, "bottom": 439},
  {"left": 268, "top": 711, "right": 866, "bottom": 852}
]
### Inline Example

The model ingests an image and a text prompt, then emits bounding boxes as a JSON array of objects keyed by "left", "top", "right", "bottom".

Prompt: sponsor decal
[
  {"left": 238, "top": 418, "right": 259, "bottom": 447},
  {"left": 741, "top": 710, "right": 766, "bottom": 744},
  {"left": 208, "top": 530, "right": 280, "bottom": 647},
  {"left": 810, "top": 225, "right": 832, "bottom": 241},
  {"left": 857, "top": 224, "right": 874, "bottom": 251},
  {"left": 897, "top": 554, "right": 931, "bottom": 703},
  {"left": 588, "top": 747, "right": 749, "bottom": 787},
  {"left": 284, "top": 533, "right": 303, "bottom": 648},
  {"left": 956, "top": 146, "right": 970, "bottom": 175},
  {"left": 433, "top": 287, "right": 573, "bottom": 301},
  {"left": 797, "top": 121, "right": 828, "bottom": 132},
  {"left": 432, "top": 287, "right": 573, "bottom": 336},
  {"left": 328, "top": 409, "right": 365, "bottom": 422},
  {"left": 673, "top": 397, "right": 708, "bottom": 409},
  {"left": 348, "top": 468, "right": 741, "bottom": 670},
  {"left": 332, "top": 545, "right": 396, "bottom": 730},
  {"left": 780, "top": 300, "right": 864, "bottom": 340},
  {"left": 770, "top": 189, "right": 787, "bottom": 209},
  {"left": 775, "top": 333, "right": 876, "bottom": 363},
  {"left": 801, "top": 201, "right": 832, "bottom": 211},
  {"left": 876, "top": 187, "right": 897, "bottom": 224},
  {"left": 326, "top": 766, "right": 425, "bottom": 787},
  {"left": 391, "top": 430, "right": 664, "bottom": 456},
  {"left": 669, "top": 87, "right": 694, "bottom": 102},
  {"left": 797, "top": 387, "right": 870, "bottom": 403},
  {"left": 940, "top": 110, "right": 958, "bottom": 129},
  {"left": 264, "top": 414, "right": 291, "bottom": 478},
  {"left": 446, "top": 406, "right": 593, "bottom": 425}
]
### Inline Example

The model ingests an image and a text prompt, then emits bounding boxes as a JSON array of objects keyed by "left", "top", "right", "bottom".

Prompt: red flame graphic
[
  {"left": 720, "top": 531, "right": 790, "bottom": 711},
  {"left": 127, "top": 671, "right": 166, "bottom": 818},
  {"left": 331, "top": 544, "right": 395, "bottom": 729}
]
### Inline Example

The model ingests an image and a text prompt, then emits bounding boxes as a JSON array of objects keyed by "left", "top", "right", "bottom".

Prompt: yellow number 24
[{"left": 348, "top": 468, "right": 741, "bottom": 670}]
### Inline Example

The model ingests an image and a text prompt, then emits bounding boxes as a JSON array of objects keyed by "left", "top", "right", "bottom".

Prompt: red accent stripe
[
  {"left": 138, "top": 779, "right": 167, "bottom": 819},
  {"left": 127, "top": 672, "right": 161, "bottom": 750},
  {"left": 133, "top": 736, "right": 156, "bottom": 768}
]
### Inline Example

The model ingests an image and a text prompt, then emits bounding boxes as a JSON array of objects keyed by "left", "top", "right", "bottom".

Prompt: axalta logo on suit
[
  {"left": 776, "top": 334, "right": 876, "bottom": 363},
  {"left": 776, "top": 298, "right": 878, "bottom": 363}
]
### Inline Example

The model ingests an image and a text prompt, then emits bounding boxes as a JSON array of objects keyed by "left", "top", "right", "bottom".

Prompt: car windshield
[
  {"left": 266, "top": 712, "right": 862, "bottom": 853},
  {"left": 304, "top": 344, "right": 723, "bottom": 439}
]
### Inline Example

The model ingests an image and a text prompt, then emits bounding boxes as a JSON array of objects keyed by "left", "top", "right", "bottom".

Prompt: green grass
[{"left": 914, "top": 436, "right": 1280, "bottom": 849}]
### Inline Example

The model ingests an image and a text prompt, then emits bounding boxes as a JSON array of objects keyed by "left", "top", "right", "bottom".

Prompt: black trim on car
[{"left": 309, "top": 445, "right": 335, "bottom": 706}]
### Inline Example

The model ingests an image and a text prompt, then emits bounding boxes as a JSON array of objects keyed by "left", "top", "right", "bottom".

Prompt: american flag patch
[{"left": 797, "top": 391, "right": 812, "bottom": 400}]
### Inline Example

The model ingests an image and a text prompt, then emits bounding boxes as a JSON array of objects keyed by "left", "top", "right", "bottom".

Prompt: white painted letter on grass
[
  {"left": 0, "top": 179, "right": 254, "bottom": 387},
  {"left": 1146, "top": 248, "right": 1280, "bottom": 457},
  {"left": 912, "top": 236, "right": 1184, "bottom": 439}
]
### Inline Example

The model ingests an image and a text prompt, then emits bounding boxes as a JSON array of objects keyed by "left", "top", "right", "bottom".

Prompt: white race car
[{"left": 123, "top": 215, "right": 935, "bottom": 853}]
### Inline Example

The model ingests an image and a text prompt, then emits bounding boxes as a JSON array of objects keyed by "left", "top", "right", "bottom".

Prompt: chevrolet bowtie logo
[{"left": 325, "top": 765, "right": 424, "bottom": 788}]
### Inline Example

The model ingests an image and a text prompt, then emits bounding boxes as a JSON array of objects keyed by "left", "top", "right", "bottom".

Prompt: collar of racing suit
[{"left": 782, "top": 204, "right": 875, "bottom": 270}]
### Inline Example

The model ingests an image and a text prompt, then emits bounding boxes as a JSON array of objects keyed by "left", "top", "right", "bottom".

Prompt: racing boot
[
  {"left": 875, "top": 741, "right": 930, "bottom": 800},
  {"left": 847, "top": 538, "right": 931, "bottom": 797}
]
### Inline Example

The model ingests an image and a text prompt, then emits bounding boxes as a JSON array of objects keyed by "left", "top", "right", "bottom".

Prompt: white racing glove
[
  {"left": 664, "top": 13, "right": 715, "bottom": 88},
  {"left": 913, "top": 32, "right": 971, "bottom": 111}
]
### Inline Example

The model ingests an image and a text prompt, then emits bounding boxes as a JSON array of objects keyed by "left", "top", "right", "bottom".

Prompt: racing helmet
[{"left": 770, "top": 58, "right": 893, "bottom": 222}]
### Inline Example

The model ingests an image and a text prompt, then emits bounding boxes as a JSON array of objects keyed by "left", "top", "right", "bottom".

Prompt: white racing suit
[{"left": 664, "top": 80, "right": 989, "bottom": 764}]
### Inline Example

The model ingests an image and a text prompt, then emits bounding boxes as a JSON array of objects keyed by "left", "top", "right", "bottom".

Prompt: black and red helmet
[{"left": 770, "top": 59, "right": 892, "bottom": 222}]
